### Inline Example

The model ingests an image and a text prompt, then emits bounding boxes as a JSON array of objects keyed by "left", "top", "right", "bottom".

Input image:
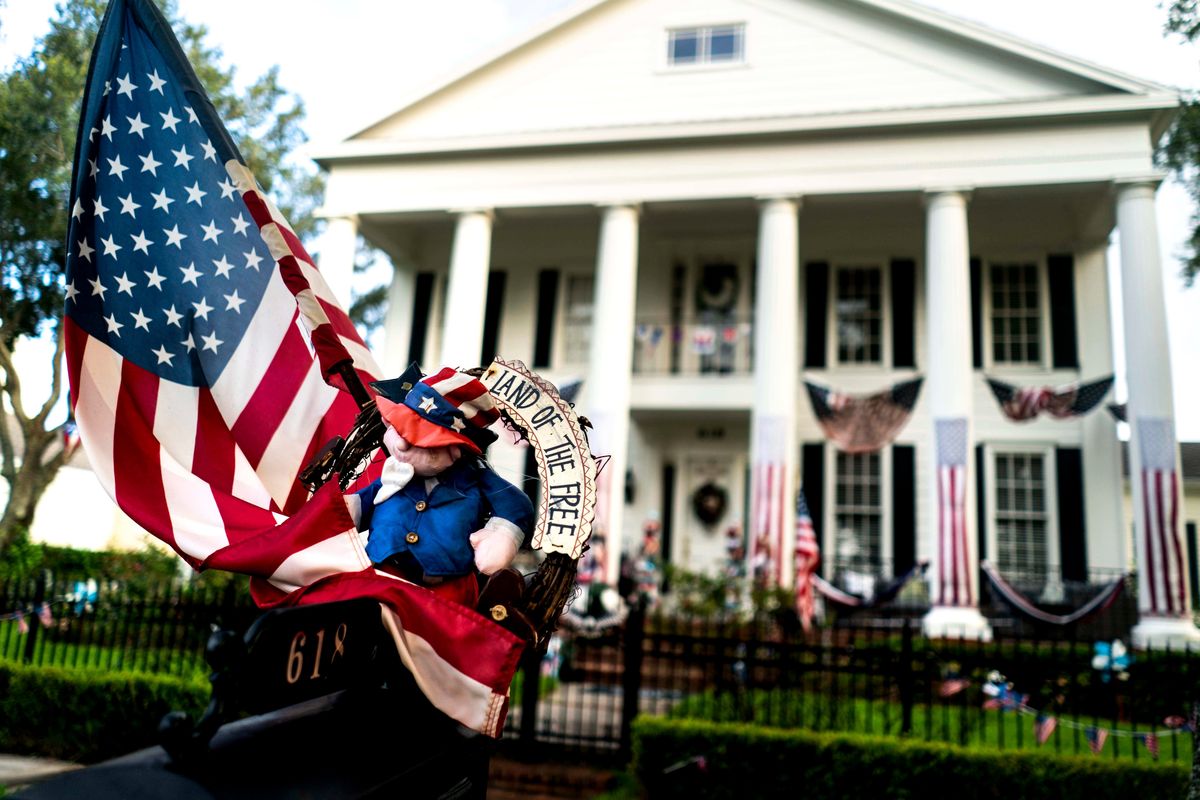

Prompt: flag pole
[{"left": 331, "top": 360, "right": 372, "bottom": 409}]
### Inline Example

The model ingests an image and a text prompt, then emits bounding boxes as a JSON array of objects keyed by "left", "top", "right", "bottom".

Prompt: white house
[{"left": 310, "top": 0, "right": 1197, "bottom": 646}]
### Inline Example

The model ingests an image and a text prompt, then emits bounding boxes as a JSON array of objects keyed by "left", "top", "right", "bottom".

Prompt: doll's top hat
[{"left": 371, "top": 366, "right": 499, "bottom": 455}]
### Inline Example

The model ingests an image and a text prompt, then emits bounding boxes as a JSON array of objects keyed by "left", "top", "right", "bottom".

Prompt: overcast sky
[{"left": 3, "top": 0, "right": 1199, "bottom": 436}]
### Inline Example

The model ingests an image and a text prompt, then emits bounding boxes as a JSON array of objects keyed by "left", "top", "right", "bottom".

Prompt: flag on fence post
[
  {"left": 63, "top": 0, "right": 524, "bottom": 737},
  {"left": 793, "top": 487, "right": 820, "bottom": 631}
]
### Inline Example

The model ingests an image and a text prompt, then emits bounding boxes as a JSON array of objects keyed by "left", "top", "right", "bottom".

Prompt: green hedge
[
  {"left": 0, "top": 661, "right": 208, "bottom": 763},
  {"left": 632, "top": 717, "right": 1189, "bottom": 800}
]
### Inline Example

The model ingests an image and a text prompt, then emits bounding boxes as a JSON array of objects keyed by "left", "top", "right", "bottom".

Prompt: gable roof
[{"left": 319, "top": 0, "right": 1176, "bottom": 161}]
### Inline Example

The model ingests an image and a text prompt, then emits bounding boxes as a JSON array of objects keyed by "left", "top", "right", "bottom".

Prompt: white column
[
  {"left": 440, "top": 210, "right": 493, "bottom": 367},
  {"left": 1118, "top": 179, "right": 1200, "bottom": 649},
  {"left": 319, "top": 216, "right": 358, "bottom": 311},
  {"left": 749, "top": 197, "right": 800, "bottom": 589},
  {"left": 1076, "top": 244, "right": 1125, "bottom": 571},
  {"left": 587, "top": 204, "right": 639, "bottom": 586},
  {"left": 380, "top": 254, "right": 417, "bottom": 376},
  {"left": 922, "top": 190, "right": 991, "bottom": 640}
]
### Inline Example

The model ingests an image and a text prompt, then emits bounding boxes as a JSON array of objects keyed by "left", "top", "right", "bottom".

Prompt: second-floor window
[
  {"left": 834, "top": 265, "right": 884, "bottom": 365},
  {"left": 988, "top": 262, "right": 1044, "bottom": 366},
  {"left": 833, "top": 451, "right": 883, "bottom": 575},
  {"left": 667, "top": 24, "right": 745, "bottom": 66},
  {"left": 561, "top": 274, "right": 594, "bottom": 366}
]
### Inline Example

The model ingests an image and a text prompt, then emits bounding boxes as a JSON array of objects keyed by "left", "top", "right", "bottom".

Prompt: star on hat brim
[{"left": 374, "top": 395, "right": 482, "bottom": 456}]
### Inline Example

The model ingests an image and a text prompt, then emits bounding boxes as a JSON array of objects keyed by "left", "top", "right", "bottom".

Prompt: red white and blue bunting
[
  {"left": 980, "top": 561, "right": 1128, "bottom": 627},
  {"left": 985, "top": 375, "right": 1113, "bottom": 422},
  {"left": 804, "top": 378, "right": 922, "bottom": 453}
]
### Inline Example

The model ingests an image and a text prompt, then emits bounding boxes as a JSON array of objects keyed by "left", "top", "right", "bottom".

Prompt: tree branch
[
  {"left": 33, "top": 321, "right": 67, "bottom": 429},
  {"left": 0, "top": 329, "right": 31, "bottom": 426}
]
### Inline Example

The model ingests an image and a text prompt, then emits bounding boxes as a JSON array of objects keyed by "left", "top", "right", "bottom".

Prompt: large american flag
[
  {"left": 1137, "top": 417, "right": 1187, "bottom": 617},
  {"left": 750, "top": 418, "right": 788, "bottom": 586},
  {"left": 64, "top": 0, "right": 523, "bottom": 736},
  {"left": 793, "top": 487, "right": 820, "bottom": 631},
  {"left": 935, "top": 418, "right": 972, "bottom": 606}
]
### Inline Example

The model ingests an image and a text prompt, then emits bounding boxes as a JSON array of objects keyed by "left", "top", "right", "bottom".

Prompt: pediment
[{"left": 351, "top": 0, "right": 1158, "bottom": 145}]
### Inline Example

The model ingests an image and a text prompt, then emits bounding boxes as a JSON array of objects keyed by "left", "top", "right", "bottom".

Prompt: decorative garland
[{"left": 980, "top": 561, "right": 1127, "bottom": 626}]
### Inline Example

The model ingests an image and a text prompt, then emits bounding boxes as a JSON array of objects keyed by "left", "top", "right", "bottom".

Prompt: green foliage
[
  {"left": 0, "top": 661, "right": 208, "bottom": 763},
  {"left": 632, "top": 717, "right": 1189, "bottom": 800},
  {"left": 1162, "top": 1, "right": 1200, "bottom": 284},
  {"left": 666, "top": 688, "right": 1192, "bottom": 763},
  {"left": 662, "top": 566, "right": 793, "bottom": 621}
]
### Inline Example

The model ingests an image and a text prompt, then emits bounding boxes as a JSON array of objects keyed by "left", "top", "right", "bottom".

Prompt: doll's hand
[{"left": 469, "top": 519, "right": 523, "bottom": 575}]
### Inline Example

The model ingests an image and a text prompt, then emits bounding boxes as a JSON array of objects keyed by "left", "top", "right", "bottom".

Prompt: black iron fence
[
  {"left": 504, "top": 601, "right": 1199, "bottom": 765},
  {"left": 0, "top": 572, "right": 256, "bottom": 677},
  {"left": 3, "top": 569, "right": 1192, "bottom": 766}
]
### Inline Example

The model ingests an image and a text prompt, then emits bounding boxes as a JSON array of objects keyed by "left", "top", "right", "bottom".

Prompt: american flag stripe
[
  {"left": 935, "top": 419, "right": 972, "bottom": 607},
  {"left": 1138, "top": 417, "right": 1188, "bottom": 617},
  {"left": 229, "top": 316, "right": 313, "bottom": 466}
]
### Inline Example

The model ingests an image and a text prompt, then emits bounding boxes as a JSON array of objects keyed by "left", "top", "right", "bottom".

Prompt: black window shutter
[
  {"left": 1047, "top": 254, "right": 1079, "bottom": 369},
  {"left": 970, "top": 257, "right": 983, "bottom": 369},
  {"left": 890, "top": 259, "right": 916, "bottom": 369},
  {"left": 1187, "top": 522, "right": 1199, "bottom": 610},
  {"left": 804, "top": 262, "right": 829, "bottom": 368},
  {"left": 532, "top": 269, "right": 559, "bottom": 368},
  {"left": 1055, "top": 447, "right": 1087, "bottom": 583},
  {"left": 406, "top": 272, "right": 435, "bottom": 367},
  {"left": 479, "top": 270, "right": 506, "bottom": 365},
  {"left": 892, "top": 445, "right": 916, "bottom": 571},
  {"left": 801, "top": 443, "right": 825, "bottom": 575},
  {"left": 975, "top": 444, "right": 987, "bottom": 563}
]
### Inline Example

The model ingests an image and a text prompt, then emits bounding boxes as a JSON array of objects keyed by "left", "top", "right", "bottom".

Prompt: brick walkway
[{"left": 487, "top": 756, "right": 616, "bottom": 799}]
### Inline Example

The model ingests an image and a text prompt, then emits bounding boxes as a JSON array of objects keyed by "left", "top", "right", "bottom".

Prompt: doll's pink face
[{"left": 383, "top": 426, "right": 461, "bottom": 477}]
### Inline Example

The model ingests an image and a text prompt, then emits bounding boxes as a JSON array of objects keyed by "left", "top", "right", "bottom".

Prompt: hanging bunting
[
  {"left": 804, "top": 378, "right": 922, "bottom": 453},
  {"left": 37, "top": 602, "right": 53, "bottom": 628},
  {"left": 939, "top": 678, "right": 970, "bottom": 698},
  {"left": 980, "top": 562, "right": 1127, "bottom": 626},
  {"left": 985, "top": 375, "right": 1113, "bottom": 422},
  {"left": 15, "top": 611, "right": 28, "bottom": 636},
  {"left": 813, "top": 561, "right": 928, "bottom": 610},
  {"left": 1107, "top": 402, "right": 1127, "bottom": 424}
]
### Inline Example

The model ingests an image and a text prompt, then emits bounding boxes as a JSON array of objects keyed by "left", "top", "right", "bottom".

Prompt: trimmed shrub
[
  {"left": 632, "top": 717, "right": 1188, "bottom": 800},
  {"left": 0, "top": 661, "right": 208, "bottom": 763}
]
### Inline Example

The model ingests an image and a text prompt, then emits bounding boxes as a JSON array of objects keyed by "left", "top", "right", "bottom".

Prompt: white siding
[{"left": 359, "top": 0, "right": 1110, "bottom": 144}]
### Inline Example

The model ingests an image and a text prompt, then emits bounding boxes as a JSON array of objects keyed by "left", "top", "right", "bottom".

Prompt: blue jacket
[{"left": 355, "top": 458, "right": 535, "bottom": 577}]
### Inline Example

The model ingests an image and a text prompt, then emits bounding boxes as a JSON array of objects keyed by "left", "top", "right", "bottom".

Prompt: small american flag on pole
[
  {"left": 935, "top": 419, "right": 972, "bottom": 606},
  {"left": 1136, "top": 417, "right": 1187, "bottom": 617},
  {"left": 64, "top": 0, "right": 523, "bottom": 736},
  {"left": 793, "top": 487, "right": 820, "bottom": 631}
]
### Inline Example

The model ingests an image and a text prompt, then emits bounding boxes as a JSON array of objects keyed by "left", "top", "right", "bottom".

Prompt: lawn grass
[{"left": 667, "top": 689, "right": 1193, "bottom": 764}]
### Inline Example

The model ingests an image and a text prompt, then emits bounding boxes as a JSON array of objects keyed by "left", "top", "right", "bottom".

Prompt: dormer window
[{"left": 667, "top": 24, "right": 745, "bottom": 66}]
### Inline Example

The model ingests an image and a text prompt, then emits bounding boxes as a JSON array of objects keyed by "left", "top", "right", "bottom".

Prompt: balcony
[{"left": 629, "top": 315, "right": 753, "bottom": 376}]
